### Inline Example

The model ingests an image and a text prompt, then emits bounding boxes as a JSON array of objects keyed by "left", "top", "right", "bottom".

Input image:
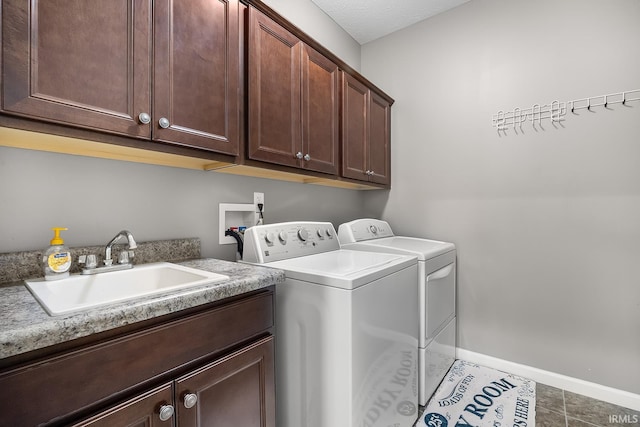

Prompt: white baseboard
[{"left": 456, "top": 348, "right": 640, "bottom": 412}]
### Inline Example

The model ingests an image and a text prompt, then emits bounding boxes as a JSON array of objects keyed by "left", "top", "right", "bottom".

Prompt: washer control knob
[
  {"left": 297, "top": 229, "right": 309, "bottom": 241},
  {"left": 265, "top": 232, "right": 276, "bottom": 244},
  {"left": 326, "top": 228, "right": 333, "bottom": 237},
  {"left": 316, "top": 229, "right": 324, "bottom": 239},
  {"left": 278, "top": 231, "right": 288, "bottom": 244},
  {"left": 369, "top": 225, "right": 378, "bottom": 234}
]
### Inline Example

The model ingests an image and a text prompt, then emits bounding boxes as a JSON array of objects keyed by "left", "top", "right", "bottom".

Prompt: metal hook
[
  {"left": 551, "top": 100, "right": 560, "bottom": 122},
  {"left": 604, "top": 94, "right": 608, "bottom": 108},
  {"left": 622, "top": 92, "right": 626, "bottom": 105},
  {"left": 587, "top": 98, "right": 591, "bottom": 111},
  {"left": 496, "top": 110, "right": 506, "bottom": 132}
]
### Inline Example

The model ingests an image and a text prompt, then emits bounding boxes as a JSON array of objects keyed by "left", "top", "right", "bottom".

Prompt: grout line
[{"left": 563, "top": 389, "right": 569, "bottom": 427}]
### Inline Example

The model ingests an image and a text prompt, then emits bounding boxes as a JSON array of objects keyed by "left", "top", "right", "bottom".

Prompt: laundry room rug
[{"left": 415, "top": 360, "right": 535, "bottom": 427}]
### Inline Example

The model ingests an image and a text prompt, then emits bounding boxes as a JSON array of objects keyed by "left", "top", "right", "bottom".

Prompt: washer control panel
[
  {"left": 243, "top": 221, "right": 339, "bottom": 263},
  {"left": 337, "top": 218, "right": 394, "bottom": 243}
]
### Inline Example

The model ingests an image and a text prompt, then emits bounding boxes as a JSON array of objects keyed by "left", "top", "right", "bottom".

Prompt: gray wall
[
  {"left": 0, "top": 147, "right": 365, "bottom": 257},
  {"left": 361, "top": 0, "right": 640, "bottom": 393},
  {"left": 0, "top": 0, "right": 364, "bottom": 258}
]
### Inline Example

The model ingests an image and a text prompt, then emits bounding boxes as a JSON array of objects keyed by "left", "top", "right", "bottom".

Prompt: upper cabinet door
[
  {"left": 341, "top": 73, "right": 369, "bottom": 181},
  {"left": 301, "top": 44, "right": 339, "bottom": 175},
  {"left": 341, "top": 72, "right": 391, "bottom": 186},
  {"left": 368, "top": 91, "right": 391, "bottom": 185},
  {"left": 1, "top": 0, "right": 152, "bottom": 138},
  {"left": 248, "top": 8, "right": 302, "bottom": 168},
  {"left": 153, "top": 0, "right": 240, "bottom": 155}
]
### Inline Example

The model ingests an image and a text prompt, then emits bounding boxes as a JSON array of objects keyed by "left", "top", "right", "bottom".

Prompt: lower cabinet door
[
  {"left": 71, "top": 383, "right": 174, "bottom": 427},
  {"left": 176, "top": 336, "right": 275, "bottom": 427}
]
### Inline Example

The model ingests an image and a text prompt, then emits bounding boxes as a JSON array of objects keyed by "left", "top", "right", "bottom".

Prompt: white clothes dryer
[
  {"left": 338, "top": 219, "right": 456, "bottom": 406},
  {"left": 242, "top": 221, "right": 420, "bottom": 427}
]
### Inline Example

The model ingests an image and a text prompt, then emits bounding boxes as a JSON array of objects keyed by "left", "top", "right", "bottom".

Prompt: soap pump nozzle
[{"left": 50, "top": 227, "right": 68, "bottom": 245}]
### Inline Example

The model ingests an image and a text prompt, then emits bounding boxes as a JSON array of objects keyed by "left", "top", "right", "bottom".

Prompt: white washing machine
[
  {"left": 242, "top": 221, "right": 419, "bottom": 427},
  {"left": 338, "top": 219, "right": 456, "bottom": 406}
]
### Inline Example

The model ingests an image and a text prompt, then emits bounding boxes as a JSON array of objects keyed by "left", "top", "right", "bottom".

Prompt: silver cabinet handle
[
  {"left": 183, "top": 393, "right": 198, "bottom": 409},
  {"left": 158, "top": 404, "right": 174, "bottom": 421},
  {"left": 138, "top": 112, "right": 151, "bottom": 124},
  {"left": 296, "top": 152, "right": 303, "bottom": 159},
  {"left": 303, "top": 153, "right": 311, "bottom": 161},
  {"left": 159, "top": 117, "right": 170, "bottom": 129}
]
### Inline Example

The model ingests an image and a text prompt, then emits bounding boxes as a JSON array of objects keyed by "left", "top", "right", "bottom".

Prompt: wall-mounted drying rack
[{"left": 492, "top": 89, "right": 640, "bottom": 133}]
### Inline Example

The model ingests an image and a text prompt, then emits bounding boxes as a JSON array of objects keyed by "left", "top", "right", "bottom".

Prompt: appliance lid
[
  {"left": 261, "top": 249, "right": 417, "bottom": 289},
  {"left": 342, "top": 236, "right": 455, "bottom": 260}
]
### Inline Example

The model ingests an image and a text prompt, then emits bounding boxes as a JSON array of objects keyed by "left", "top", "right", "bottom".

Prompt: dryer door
[{"left": 425, "top": 262, "right": 456, "bottom": 340}]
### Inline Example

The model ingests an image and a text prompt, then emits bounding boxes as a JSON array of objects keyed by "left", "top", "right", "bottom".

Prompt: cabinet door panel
[
  {"left": 176, "top": 336, "right": 275, "bottom": 427},
  {"left": 154, "top": 0, "right": 240, "bottom": 154},
  {"left": 301, "top": 45, "right": 339, "bottom": 175},
  {"left": 341, "top": 73, "right": 368, "bottom": 180},
  {"left": 2, "top": 0, "right": 151, "bottom": 137},
  {"left": 71, "top": 383, "right": 174, "bottom": 427},
  {"left": 368, "top": 91, "right": 391, "bottom": 185},
  {"left": 248, "top": 8, "right": 301, "bottom": 167}
]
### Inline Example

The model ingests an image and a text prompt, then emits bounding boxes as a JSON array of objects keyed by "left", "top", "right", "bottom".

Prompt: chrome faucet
[
  {"left": 80, "top": 230, "right": 138, "bottom": 275},
  {"left": 104, "top": 230, "right": 137, "bottom": 266}
]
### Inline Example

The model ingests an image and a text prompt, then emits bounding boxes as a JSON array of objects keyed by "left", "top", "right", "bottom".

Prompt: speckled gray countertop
[{"left": 0, "top": 259, "right": 284, "bottom": 360}]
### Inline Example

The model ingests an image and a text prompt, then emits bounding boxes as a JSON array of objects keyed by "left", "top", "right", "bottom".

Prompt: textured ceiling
[{"left": 309, "top": 0, "right": 471, "bottom": 44}]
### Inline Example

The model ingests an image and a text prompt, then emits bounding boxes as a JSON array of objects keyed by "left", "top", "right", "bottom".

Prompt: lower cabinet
[
  {"left": 73, "top": 337, "right": 275, "bottom": 427},
  {"left": 71, "top": 383, "right": 174, "bottom": 427},
  {"left": 0, "top": 289, "right": 275, "bottom": 427},
  {"left": 176, "top": 336, "right": 274, "bottom": 426}
]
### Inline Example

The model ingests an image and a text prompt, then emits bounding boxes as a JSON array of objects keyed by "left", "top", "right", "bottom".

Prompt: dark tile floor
[
  {"left": 536, "top": 383, "right": 640, "bottom": 427},
  {"left": 416, "top": 383, "right": 640, "bottom": 426}
]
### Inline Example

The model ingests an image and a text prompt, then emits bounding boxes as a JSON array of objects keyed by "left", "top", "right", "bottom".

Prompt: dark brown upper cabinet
[
  {"left": 248, "top": 7, "right": 339, "bottom": 175},
  {"left": 341, "top": 72, "right": 391, "bottom": 186},
  {"left": 2, "top": 0, "right": 152, "bottom": 138},
  {"left": 1, "top": 0, "right": 240, "bottom": 155},
  {"left": 153, "top": 0, "right": 240, "bottom": 154}
]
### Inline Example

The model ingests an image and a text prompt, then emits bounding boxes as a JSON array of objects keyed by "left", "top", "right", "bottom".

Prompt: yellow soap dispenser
[{"left": 42, "top": 227, "right": 72, "bottom": 280}]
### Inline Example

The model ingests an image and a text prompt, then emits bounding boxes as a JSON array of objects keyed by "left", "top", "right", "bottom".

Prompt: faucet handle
[
  {"left": 79, "top": 254, "right": 98, "bottom": 269},
  {"left": 118, "top": 251, "right": 130, "bottom": 265},
  {"left": 86, "top": 254, "right": 98, "bottom": 268},
  {"left": 118, "top": 251, "right": 135, "bottom": 265}
]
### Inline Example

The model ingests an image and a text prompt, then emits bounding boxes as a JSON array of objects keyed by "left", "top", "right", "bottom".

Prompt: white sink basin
[{"left": 25, "top": 262, "right": 229, "bottom": 316}]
